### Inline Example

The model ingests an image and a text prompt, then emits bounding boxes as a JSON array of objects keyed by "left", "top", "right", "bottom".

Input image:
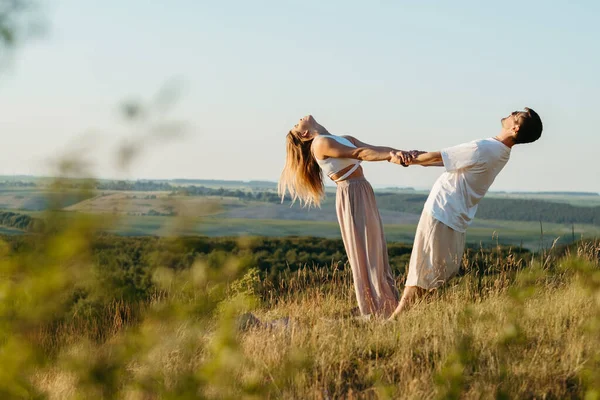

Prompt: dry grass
[
  {"left": 3, "top": 235, "right": 599, "bottom": 399},
  {"left": 244, "top": 277, "right": 594, "bottom": 399}
]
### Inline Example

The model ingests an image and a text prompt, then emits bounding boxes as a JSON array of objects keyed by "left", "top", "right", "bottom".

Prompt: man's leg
[
  {"left": 389, "top": 218, "right": 466, "bottom": 321},
  {"left": 386, "top": 211, "right": 431, "bottom": 321},
  {"left": 388, "top": 285, "right": 426, "bottom": 320}
]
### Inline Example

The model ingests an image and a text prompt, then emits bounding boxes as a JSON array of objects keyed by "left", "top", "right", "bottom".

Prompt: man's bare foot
[{"left": 387, "top": 286, "right": 425, "bottom": 321}]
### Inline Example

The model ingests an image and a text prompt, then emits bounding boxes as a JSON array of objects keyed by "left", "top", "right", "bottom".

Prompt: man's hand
[
  {"left": 389, "top": 150, "right": 414, "bottom": 166},
  {"left": 409, "top": 150, "right": 426, "bottom": 159},
  {"left": 389, "top": 150, "right": 428, "bottom": 166}
]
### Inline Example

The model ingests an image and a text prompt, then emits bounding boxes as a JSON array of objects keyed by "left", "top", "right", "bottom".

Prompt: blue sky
[{"left": 0, "top": 0, "right": 598, "bottom": 191}]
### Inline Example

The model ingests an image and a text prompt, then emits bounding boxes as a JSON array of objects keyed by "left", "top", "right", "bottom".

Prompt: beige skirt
[
  {"left": 405, "top": 211, "right": 466, "bottom": 290},
  {"left": 336, "top": 177, "right": 400, "bottom": 317}
]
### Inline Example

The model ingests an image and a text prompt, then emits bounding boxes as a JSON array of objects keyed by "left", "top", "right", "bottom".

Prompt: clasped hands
[{"left": 389, "top": 150, "right": 425, "bottom": 167}]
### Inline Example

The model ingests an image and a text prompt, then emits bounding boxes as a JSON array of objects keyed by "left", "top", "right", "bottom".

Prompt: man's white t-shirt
[{"left": 423, "top": 138, "right": 511, "bottom": 232}]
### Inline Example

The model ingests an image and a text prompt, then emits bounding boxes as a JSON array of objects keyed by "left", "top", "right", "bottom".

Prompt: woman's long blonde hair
[{"left": 278, "top": 130, "right": 324, "bottom": 208}]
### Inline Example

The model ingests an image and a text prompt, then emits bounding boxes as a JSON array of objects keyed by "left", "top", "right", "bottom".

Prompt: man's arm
[
  {"left": 412, "top": 151, "right": 443, "bottom": 166},
  {"left": 390, "top": 151, "right": 444, "bottom": 167}
]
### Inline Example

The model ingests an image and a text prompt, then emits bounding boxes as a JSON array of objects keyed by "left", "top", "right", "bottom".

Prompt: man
[{"left": 388, "top": 107, "right": 543, "bottom": 320}]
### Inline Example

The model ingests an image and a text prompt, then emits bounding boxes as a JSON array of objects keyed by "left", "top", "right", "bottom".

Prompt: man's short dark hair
[{"left": 514, "top": 107, "right": 543, "bottom": 144}]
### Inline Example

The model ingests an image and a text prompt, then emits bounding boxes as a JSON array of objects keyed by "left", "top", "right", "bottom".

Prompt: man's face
[{"left": 501, "top": 111, "right": 523, "bottom": 131}]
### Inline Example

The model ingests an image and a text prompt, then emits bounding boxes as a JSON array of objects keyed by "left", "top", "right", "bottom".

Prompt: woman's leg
[
  {"left": 336, "top": 181, "right": 376, "bottom": 315},
  {"left": 336, "top": 179, "right": 399, "bottom": 317}
]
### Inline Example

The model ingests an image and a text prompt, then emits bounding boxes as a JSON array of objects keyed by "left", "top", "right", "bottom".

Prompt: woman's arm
[
  {"left": 312, "top": 136, "right": 395, "bottom": 162},
  {"left": 343, "top": 135, "right": 398, "bottom": 155}
]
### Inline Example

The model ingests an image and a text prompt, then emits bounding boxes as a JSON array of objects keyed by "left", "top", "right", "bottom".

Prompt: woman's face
[{"left": 292, "top": 115, "right": 319, "bottom": 139}]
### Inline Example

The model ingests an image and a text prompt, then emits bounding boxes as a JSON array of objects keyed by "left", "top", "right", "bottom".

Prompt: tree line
[
  {"left": 0, "top": 234, "right": 534, "bottom": 304},
  {"left": 375, "top": 193, "right": 600, "bottom": 226},
  {"left": 0, "top": 211, "right": 44, "bottom": 232}
]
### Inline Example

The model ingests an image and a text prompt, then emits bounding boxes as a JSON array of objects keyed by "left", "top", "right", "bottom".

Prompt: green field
[
  {"left": 0, "top": 226, "right": 25, "bottom": 235},
  {"left": 96, "top": 214, "right": 600, "bottom": 250},
  {"left": 20, "top": 209, "right": 598, "bottom": 250},
  {"left": 0, "top": 182, "right": 598, "bottom": 250}
]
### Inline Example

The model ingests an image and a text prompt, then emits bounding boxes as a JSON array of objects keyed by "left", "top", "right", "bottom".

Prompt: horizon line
[{"left": 0, "top": 175, "right": 598, "bottom": 196}]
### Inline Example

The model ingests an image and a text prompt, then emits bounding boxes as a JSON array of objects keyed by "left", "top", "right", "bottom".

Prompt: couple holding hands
[{"left": 279, "top": 108, "right": 542, "bottom": 320}]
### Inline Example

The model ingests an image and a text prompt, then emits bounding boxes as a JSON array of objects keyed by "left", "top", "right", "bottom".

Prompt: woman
[{"left": 278, "top": 115, "right": 411, "bottom": 318}]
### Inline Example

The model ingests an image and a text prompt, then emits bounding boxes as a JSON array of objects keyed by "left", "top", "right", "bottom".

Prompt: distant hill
[
  {"left": 0, "top": 176, "right": 596, "bottom": 196},
  {"left": 170, "top": 187, "right": 600, "bottom": 226},
  {"left": 375, "top": 193, "right": 600, "bottom": 226},
  {"left": 493, "top": 191, "right": 599, "bottom": 197},
  {"left": 170, "top": 179, "right": 278, "bottom": 190},
  {"left": 0, "top": 177, "right": 598, "bottom": 225}
]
